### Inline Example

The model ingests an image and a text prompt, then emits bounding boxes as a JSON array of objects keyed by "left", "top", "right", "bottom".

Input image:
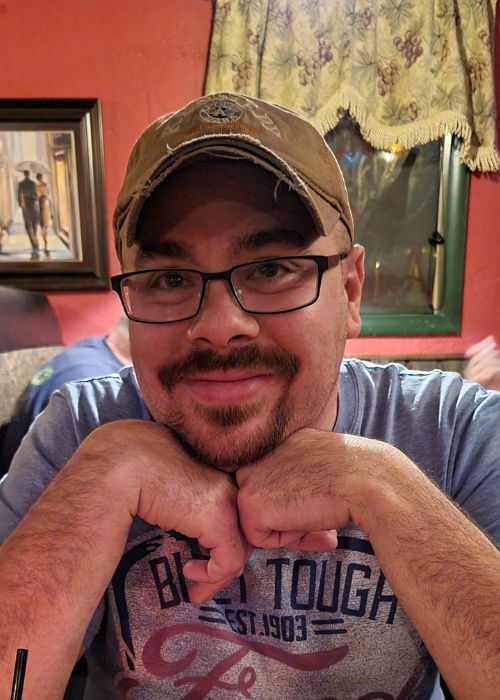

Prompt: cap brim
[{"left": 117, "top": 136, "right": 344, "bottom": 269}]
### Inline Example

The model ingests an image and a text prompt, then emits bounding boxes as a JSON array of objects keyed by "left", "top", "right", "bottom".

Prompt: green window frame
[{"left": 326, "top": 127, "right": 469, "bottom": 336}]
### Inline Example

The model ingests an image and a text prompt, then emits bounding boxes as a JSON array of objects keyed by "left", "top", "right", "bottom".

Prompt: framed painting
[{"left": 0, "top": 98, "right": 108, "bottom": 290}]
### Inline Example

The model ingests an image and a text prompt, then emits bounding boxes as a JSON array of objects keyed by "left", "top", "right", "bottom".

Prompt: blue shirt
[
  {"left": 0, "top": 360, "right": 498, "bottom": 698},
  {"left": 0, "top": 336, "right": 125, "bottom": 474}
]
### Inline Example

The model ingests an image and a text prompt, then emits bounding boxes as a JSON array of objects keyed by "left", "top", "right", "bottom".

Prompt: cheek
[
  {"left": 298, "top": 300, "right": 348, "bottom": 381},
  {"left": 130, "top": 327, "right": 154, "bottom": 364},
  {"left": 129, "top": 326, "right": 176, "bottom": 382},
  {"left": 293, "top": 287, "right": 348, "bottom": 348},
  {"left": 270, "top": 301, "right": 347, "bottom": 379}
]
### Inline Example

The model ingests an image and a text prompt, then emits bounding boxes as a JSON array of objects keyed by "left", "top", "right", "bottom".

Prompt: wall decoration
[{"left": 0, "top": 99, "right": 108, "bottom": 290}]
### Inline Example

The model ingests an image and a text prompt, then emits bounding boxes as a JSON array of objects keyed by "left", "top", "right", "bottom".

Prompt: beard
[
  {"left": 166, "top": 392, "right": 291, "bottom": 470},
  {"left": 156, "top": 344, "right": 300, "bottom": 470}
]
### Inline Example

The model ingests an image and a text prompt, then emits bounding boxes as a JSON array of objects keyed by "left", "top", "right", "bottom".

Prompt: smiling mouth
[
  {"left": 189, "top": 369, "right": 272, "bottom": 382},
  {"left": 159, "top": 345, "right": 300, "bottom": 391},
  {"left": 181, "top": 371, "right": 279, "bottom": 405}
]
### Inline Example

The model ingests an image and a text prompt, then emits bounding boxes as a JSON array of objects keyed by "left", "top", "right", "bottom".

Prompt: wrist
[{"left": 338, "top": 436, "right": 426, "bottom": 536}]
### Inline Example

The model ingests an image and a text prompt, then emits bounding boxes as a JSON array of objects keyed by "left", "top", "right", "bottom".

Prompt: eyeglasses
[{"left": 110, "top": 253, "right": 348, "bottom": 324}]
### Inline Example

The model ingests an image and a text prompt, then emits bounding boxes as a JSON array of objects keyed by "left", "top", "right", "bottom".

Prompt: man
[
  {"left": 0, "top": 315, "right": 130, "bottom": 476},
  {"left": 0, "top": 93, "right": 498, "bottom": 700},
  {"left": 17, "top": 170, "right": 40, "bottom": 254}
]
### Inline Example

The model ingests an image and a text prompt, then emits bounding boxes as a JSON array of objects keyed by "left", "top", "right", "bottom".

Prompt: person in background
[
  {"left": 0, "top": 93, "right": 498, "bottom": 700},
  {"left": 464, "top": 335, "right": 500, "bottom": 391},
  {"left": 35, "top": 172, "right": 53, "bottom": 254},
  {"left": 17, "top": 170, "right": 39, "bottom": 256},
  {"left": 0, "top": 316, "right": 130, "bottom": 475}
]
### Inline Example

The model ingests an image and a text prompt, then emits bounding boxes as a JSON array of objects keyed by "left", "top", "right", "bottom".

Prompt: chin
[
  {"left": 164, "top": 397, "right": 292, "bottom": 471},
  {"left": 172, "top": 427, "right": 283, "bottom": 472}
]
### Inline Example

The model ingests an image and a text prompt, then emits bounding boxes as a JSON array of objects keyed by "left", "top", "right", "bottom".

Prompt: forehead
[{"left": 135, "top": 158, "right": 319, "bottom": 256}]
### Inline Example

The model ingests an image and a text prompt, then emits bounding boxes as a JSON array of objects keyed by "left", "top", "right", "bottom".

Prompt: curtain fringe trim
[{"left": 312, "top": 89, "right": 500, "bottom": 172}]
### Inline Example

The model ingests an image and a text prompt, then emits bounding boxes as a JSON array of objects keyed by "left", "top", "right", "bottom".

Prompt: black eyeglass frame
[{"left": 110, "top": 253, "right": 348, "bottom": 324}]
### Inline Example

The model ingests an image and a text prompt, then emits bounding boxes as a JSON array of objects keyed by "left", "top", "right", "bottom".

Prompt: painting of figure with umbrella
[
  {"left": 0, "top": 99, "right": 108, "bottom": 290},
  {"left": 0, "top": 130, "right": 81, "bottom": 262}
]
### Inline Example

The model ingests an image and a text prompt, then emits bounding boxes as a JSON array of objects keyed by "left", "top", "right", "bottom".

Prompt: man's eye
[
  {"left": 256, "top": 262, "right": 281, "bottom": 278},
  {"left": 252, "top": 260, "right": 300, "bottom": 279},
  {"left": 149, "top": 271, "right": 188, "bottom": 288},
  {"left": 255, "top": 260, "right": 299, "bottom": 277}
]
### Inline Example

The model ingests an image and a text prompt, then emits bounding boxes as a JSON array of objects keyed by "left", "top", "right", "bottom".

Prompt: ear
[{"left": 343, "top": 244, "right": 365, "bottom": 339}]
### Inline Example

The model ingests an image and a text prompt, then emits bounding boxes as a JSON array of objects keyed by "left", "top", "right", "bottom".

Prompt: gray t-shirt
[{"left": 1, "top": 360, "right": 499, "bottom": 699}]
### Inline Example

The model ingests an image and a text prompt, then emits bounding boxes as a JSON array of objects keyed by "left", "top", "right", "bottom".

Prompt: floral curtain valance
[{"left": 205, "top": 0, "right": 499, "bottom": 171}]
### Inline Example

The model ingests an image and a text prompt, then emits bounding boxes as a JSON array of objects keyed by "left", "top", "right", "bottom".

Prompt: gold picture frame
[{"left": 0, "top": 98, "right": 108, "bottom": 290}]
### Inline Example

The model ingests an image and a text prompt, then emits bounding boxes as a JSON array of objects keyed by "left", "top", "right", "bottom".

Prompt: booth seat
[{"left": 0, "top": 285, "right": 64, "bottom": 445}]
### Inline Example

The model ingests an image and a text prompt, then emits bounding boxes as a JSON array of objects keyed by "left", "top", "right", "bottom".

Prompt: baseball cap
[{"left": 113, "top": 92, "right": 353, "bottom": 269}]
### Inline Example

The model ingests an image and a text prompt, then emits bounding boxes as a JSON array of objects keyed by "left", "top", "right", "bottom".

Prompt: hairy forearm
[
  {"left": 0, "top": 451, "right": 133, "bottom": 699},
  {"left": 0, "top": 417, "right": 247, "bottom": 697},
  {"left": 357, "top": 448, "right": 500, "bottom": 700},
  {"left": 238, "top": 428, "right": 500, "bottom": 698}
]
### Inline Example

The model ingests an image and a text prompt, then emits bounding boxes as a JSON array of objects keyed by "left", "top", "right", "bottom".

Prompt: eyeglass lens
[{"left": 119, "top": 257, "right": 322, "bottom": 322}]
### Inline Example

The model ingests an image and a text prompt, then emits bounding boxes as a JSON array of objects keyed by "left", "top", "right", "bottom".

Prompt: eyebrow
[
  {"left": 135, "top": 240, "right": 189, "bottom": 267},
  {"left": 230, "top": 228, "right": 311, "bottom": 256},
  {"left": 134, "top": 227, "right": 311, "bottom": 268}
]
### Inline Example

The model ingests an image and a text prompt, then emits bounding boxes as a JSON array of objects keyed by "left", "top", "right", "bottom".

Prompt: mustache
[{"left": 159, "top": 344, "right": 300, "bottom": 389}]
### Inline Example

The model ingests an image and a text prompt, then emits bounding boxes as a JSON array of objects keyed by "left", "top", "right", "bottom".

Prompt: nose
[{"left": 186, "top": 278, "right": 260, "bottom": 349}]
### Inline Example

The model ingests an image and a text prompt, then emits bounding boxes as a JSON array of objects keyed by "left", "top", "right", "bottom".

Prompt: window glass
[{"left": 326, "top": 117, "right": 441, "bottom": 315}]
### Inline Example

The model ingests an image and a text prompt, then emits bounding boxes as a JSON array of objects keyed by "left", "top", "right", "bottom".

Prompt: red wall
[
  {"left": 2, "top": 0, "right": 213, "bottom": 344},
  {"left": 2, "top": 0, "right": 499, "bottom": 354}
]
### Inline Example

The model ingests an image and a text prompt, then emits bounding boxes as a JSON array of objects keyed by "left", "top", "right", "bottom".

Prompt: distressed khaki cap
[{"left": 113, "top": 92, "right": 353, "bottom": 269}]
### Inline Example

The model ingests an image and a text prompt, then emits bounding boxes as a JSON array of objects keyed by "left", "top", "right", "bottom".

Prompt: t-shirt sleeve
[
  {"left": 3, "top": 350, "right": 123, "bottom": 474},
  {"left": 0, "top": 389, "right": 106, "bottom": 649},
  {"left": 30, "top": 364, "right": 116, "bottom": 417},
  {"left": 29, "top": 372, "right": 65, "bottom": 418},
  {"left": 448, "top": 387, "right": 500, "bottom": 546},
  {"left": 0, "top": 391, "right": 77, "bottom": 537}
]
